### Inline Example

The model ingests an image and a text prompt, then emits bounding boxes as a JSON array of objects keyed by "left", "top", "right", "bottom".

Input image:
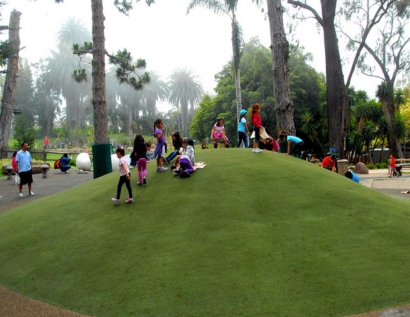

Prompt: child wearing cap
[{"left": 237, "top": 109, "right": 250, "bottom": 148}]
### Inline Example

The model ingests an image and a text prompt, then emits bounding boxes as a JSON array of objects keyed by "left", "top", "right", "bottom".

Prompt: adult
[
  {"left": 237, "top": 109, "right": 250, "bottom": 148},
  {"left": 43, "top": 136, "right": 49, "bottom": 150},
  {"left": 60, "top": 153, "right": 72, "bottom": 173},
  {"left": 322, "top": 154, "right": 337, "bottom": 172},
  {"left": 211, "top": 117, "right": 229, "bottom": 148},
  {"left": 345, "top": 171, "right": 360, "bottom": 183},
  {"left": 165, "top": 131, "right": 183, "bottom": 164},
  {"left": 16, "top": 142, "right": 34, "bottom": 197}
]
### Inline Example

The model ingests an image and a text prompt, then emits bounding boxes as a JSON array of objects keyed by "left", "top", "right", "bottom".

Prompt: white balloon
[
  {"left": 111, "top": 154, "right": 119, "bottom": 171},
  {"left": 76, "top": 152, "right": 92, "bottom": 171}
]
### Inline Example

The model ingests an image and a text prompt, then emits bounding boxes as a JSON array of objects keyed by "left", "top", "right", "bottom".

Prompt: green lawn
[{"left": 1, "top": 149, "right": 410, "bottom": 317}]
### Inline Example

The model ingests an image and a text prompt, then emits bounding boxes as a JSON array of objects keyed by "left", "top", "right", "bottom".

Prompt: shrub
[{"left": 367, "top": 163, "right": 377, "bottom": 169}]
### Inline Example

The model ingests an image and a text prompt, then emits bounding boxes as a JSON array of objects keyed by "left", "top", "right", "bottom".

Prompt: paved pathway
[{"left": 0, "top": 169, "right": 93, "bottom": 214}]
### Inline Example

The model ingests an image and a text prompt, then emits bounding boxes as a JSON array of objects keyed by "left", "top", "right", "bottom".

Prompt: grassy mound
[{"left": 1, "top": 149, "right": 410, "bottom": 317}]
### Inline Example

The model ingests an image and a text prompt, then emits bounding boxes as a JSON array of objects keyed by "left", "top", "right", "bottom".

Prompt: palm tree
[
  {"left": 168, "top": 68, "right": 203, "bottom": 136},
  {"left": 46, "top": 18, "right": 92, "bottom": 131},
  {"left": 187, "top": 0, "right": 261, "bottom": 121},
  {"left": 143, "top": 72, "right": 168, "bottom": 118},
  {"left": 376, "top": 81, "right": 401, "bottom": 157}
]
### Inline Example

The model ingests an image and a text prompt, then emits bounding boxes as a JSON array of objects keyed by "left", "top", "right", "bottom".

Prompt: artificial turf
[{"left": 1, "top": 148, "right": 410, "bottom": 317}]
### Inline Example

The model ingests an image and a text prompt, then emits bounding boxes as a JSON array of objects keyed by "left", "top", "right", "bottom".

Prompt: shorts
[{"left": 19, "top": 170, "right": 33, "bottom": 185}]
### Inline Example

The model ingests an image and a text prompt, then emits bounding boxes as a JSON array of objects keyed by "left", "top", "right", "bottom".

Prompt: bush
[
  {"left": 367, "top": 163, "right": 377, "bottom": 169},
  {"left": 375, "top": 162, "right": 388, "bottom": 169}
]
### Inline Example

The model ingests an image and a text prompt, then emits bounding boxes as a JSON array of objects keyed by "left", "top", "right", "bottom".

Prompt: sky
[{"left": 3, "top": 0, "right": 384, "bottom": 112}]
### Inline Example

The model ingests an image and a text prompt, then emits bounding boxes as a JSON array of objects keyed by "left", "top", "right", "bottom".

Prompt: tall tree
[
  {"left": 287, "top": 0, "right": 397, "bottom": 157},
  {"left": 0, "top": 10, "right": 21, "bottom": 156},
  {"left": 187, "top": 0, "right": 262, "bottom": 122},
  {"left": 266, "top": 0, "right": 296, "bottom": 135},
  {"left": 168, "top": 68, "right": 203, "bottom": 136}
]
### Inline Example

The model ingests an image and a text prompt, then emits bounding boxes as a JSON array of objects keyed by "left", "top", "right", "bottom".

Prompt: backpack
[{"left": 54, "top": 158, "right": 61, "bottom": 169}]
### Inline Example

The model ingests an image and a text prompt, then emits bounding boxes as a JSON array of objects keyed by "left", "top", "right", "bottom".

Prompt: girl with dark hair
[
  {"left": 164, "top": 131, "right": 182, "bottom": 164},
  {"left": 133, "top": 134, "right": 148, "bottom": 185},
  {"left": 211, "top": 117, "right": 229, "bottom": 148},
  {"left": 154, "top": 118, "right": 167, "bottom": 172},
  {"left": 112, "top": 147, "right": 133, "bottom": 204},
  {"left": 237, "top": 109, "right": 250, "bottom": 148}
]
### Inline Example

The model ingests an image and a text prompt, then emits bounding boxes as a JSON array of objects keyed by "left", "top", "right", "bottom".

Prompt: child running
[
  {"left": 250, "top": 103, "right": 263, "bottom": 153},
  {"left": 112, "top": 147, "right": 133, "bottom": 204},
  {"left": 133, "top": 134, "right": 148, "bottom": 186},
  {"left": 154, "top": 118, "right": 168, "bottom": 172}
]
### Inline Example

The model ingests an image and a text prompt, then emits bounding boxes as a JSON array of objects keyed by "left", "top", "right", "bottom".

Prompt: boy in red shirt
[
  {"left": 389, "top": 153, "right": 396, "bottom": 178},
  {"left": 322, "top": 154, "right": 336, "bottom": 172}
]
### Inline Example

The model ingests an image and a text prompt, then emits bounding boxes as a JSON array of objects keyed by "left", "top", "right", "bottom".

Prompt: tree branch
[{"left": 287, "top": 0, "right": 323, "bottom": 26}]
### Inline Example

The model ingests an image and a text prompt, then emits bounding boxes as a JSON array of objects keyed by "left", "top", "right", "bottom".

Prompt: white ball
[
  {"left": 76, "top": 152, "right": 92, "bottom": 171},
  {"left": 111, "top": 154, "right": 119, "bottom": 171}
]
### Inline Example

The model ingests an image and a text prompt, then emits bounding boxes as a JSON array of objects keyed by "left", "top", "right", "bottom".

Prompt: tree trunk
[
  {"left": 91, "top": 0, "right": 108, "bottom": 144},
  {"left": 231, "top": 15, "right": 242, "bottom": 121},
  {"left": 0, "top": 10, "right": 21, "bottom": 157},
  {"left": 181, "top": 100, "right": 188, "bottom": 136},
  {"left": 267, "top": 0, "right": 296, "bottom": 136},
  {"left": 321, "top": 0, "right": 346, "bottom": 157}
]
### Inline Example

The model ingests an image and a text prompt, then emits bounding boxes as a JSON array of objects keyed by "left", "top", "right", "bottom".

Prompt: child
[
  {"left": 112, "top": 147, "right": 133, "bottom": 204},
  {"left": 165, "top": 131, "right": 182, "bottom": 164},
  {"left": 154, "top": 118, "right": 168, "bottom": 172},
  {"left": 11, "top": 151, "right": 18, "bottom": 173},
  {"left": 133, "top": 134, "right": 147, "bottom": 186},
  {"left": 173, "top": 138, "right": 195, "bottom": 178},
  {"left": 389, "top": 153, "right": 396, "bottom": 178},
  {"left": 250, "top": 103, "right": 262, "bottom": 153},
  {"left": 145, "top": 141, "right": 155, "bottom": 161},
  {"left": 211, "top": 117, "right": 229, "bottom": 148},
  {"left": 237, "top": 109, "right": 250, "bottom": 148}
]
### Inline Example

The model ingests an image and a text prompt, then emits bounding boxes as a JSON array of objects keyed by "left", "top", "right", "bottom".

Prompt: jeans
[
  {"left": 166, "top": 150, "right": 179, "bottom": 163},
  {"left": 237, "top": 131, "right": 248, "bottom": 148}
]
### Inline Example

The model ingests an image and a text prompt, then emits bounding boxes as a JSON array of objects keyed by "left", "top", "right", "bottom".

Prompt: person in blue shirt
[
  {"left": 16, "top": 142, "right": 34, "bottom": 197},
  {"left": 60, "top": 153, "right": 72, "bottom": 173},
  {"left": 237, "top": 109, "right": 250, "bottom": 148},
  {"left": 279, "top": 133, "right": 304, "bottom": 157},
  {"left": 345, "top": 170, "right": 360, "bottom": 183}
]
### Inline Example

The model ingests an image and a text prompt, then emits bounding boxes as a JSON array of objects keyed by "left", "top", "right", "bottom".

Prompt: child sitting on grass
[{"left": 173, "top": 138, "right": 195, "bottom": 178}]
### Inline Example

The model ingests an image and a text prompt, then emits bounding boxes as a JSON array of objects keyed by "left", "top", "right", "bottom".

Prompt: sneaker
[
  {"left": 170, "top": 165, "right": 176, "bottom": 170},
  {"left": 252, "top": 149, "right": 257, "bottom": 153},
  {"left": 137, "top": 182, "right": 143, "bottom": 186},
  {"left": 180, "top": 171, "right": 191, "bottom": 178},
  {"left": 125, "top": 198, "right": 134, "bottom": 204},
  {"left": 143, "top": 178, "right": 146, "bottom": 185},
  {"left": 18, "top": 192, "right": 23, "bottom": 198},
  {"left": 173, "top": 170, "right": 181, "bottom": 176},
  {"left": 256, "top": 148, "right": 262, "bottom": 153},
  {"left": 157, "top": 167, "right": 168, "bottom": 172},
  {"left": 29, "top": 191, "right": 35, "bottom": 196},
  {"left": 111, "top": 197, "right": 120, "bottom": 203}
]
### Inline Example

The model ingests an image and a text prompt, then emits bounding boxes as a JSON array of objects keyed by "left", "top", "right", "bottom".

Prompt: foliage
[{"left": 191, "top": 39, "right": 326, "bottom": 148}]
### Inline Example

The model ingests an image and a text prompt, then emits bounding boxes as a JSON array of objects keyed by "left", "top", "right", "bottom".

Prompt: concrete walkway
[{"left": 0, "top": 169, "right": 93, "bottom": 214}]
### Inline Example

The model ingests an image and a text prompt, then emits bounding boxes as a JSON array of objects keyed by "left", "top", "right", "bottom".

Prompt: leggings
[
  {"left": 179, "top": 158, "right": 194, "bottom": 174},
  {"left": 137, "top": 158, "right": 147, "bottom": 183},
  {"left": 117, "top": 174, "right": 132, "bottom": 199}
]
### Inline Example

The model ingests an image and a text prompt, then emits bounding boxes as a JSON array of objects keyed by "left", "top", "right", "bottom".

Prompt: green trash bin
[{"left": 92, "top": 143, "right": 113, "bottom": 179}]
